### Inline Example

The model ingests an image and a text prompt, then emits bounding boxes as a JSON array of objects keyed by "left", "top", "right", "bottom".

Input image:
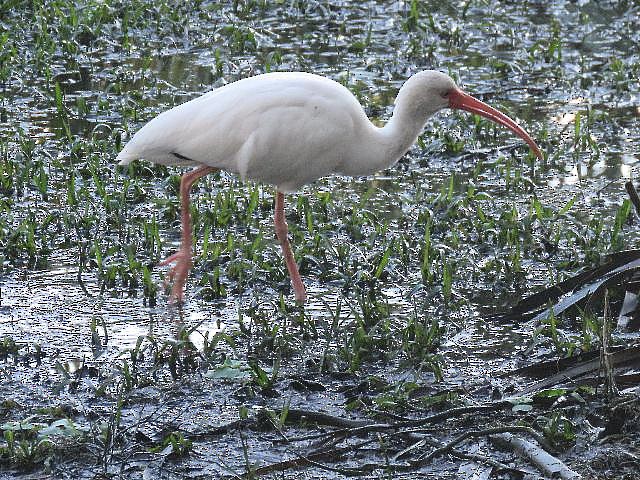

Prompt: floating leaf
[
  {"left": 38, "top": 419, "right": 88, "bottom": 438},
  {"left": 205, "top": 359, "right": 251, "bottom": 380}
]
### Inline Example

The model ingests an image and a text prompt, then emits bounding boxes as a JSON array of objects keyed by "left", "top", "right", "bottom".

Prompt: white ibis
[{"left": 117, "top": 71, "right": 543, "bottom": 304}]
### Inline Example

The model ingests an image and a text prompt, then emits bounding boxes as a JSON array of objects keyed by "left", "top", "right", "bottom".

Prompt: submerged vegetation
[{"left": 0, "top": 0, "right": 639, "bottom": 478}]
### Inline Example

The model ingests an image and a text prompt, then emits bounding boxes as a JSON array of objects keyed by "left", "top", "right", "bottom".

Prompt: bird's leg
[
  {"left": 274, "top": 191, "right": 307, "bottom": 303},
  {"left": 160, "top": 165, "right": 217, "bottom": 303}
]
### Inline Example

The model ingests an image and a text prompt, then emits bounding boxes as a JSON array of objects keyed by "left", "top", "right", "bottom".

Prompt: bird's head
[{"left": 399, "top": 70, "right": 543, "bottom": 160}]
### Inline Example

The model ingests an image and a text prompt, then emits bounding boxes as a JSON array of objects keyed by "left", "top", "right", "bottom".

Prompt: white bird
[{"left": 117, "top": 71, "right": 543, "bottom": 304}]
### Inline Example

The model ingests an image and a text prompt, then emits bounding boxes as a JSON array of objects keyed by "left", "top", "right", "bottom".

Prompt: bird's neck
[
  {"left": 381, "top": 101, "right": 429, "bottom": 158},
  {"left": 336, "top": 101, "right": 430, "bottom": 178},
  {"left": 356, "top": 104, "right": 428, "bottom": 173}
]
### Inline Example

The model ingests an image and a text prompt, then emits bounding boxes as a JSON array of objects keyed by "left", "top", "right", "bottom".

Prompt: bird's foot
[{"left": 159, "top": 249, "right": 193, "bottom": 304}]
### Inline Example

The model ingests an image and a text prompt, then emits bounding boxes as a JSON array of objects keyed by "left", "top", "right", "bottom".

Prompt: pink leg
[
  {"left": 161, "top": 165, "right": 217, "bottom": 304},
  {"left": 274, "top": 192, "right": 307, "bottom": 303}
]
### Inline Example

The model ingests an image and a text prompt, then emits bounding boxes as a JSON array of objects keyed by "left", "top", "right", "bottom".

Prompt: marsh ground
[{"left": 1, "top": 1, "right": 639, "bottom": 478}]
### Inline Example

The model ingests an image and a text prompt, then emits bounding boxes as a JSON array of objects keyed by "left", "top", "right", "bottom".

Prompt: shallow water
[{"left": 1, "top": 0, "right": 639, "bottom": 477}]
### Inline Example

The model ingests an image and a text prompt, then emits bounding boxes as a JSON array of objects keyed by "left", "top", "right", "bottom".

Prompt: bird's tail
[{"left": 115, "top": 150, "right": 136, "bottom": 166}]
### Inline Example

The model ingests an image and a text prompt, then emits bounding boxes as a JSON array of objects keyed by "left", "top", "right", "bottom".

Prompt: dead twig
[
  {"left": 398, "top": 401, "right": 513, "bottom": 427},
  {"left": 412, "top": 425, "right": 554, "bottom": 466},
  {"left": 403, "top": 432, "right": 533, "bottom": 476},
  {"left": 217, "top": 407, "right": 547, "bottom": 478},
  {"left": 273, "top": 401, "right": 513, "bottom": 449},
  {"left": 247, "top": 438, "right": 378, "bottom": 477},
  {"left": 284, "top": 408, "right": 371, "bottom": 428},
  {"left": 273, "top": 401, "right": 512, "bottom": 445}
]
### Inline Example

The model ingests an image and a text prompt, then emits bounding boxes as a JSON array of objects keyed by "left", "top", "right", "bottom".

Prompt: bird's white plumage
[{"left": 119, "top": 73, "right": 385, "bottom": 191}]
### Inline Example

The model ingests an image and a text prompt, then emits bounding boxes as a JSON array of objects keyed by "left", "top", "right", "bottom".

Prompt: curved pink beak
[{"left": 448, "top": 88, "right": 543, "bottom": 160}]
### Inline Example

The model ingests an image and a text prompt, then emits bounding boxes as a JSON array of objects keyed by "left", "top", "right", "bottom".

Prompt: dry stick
[
  {"left": 248, "top": 438, "right": 379, "bottom": 477},
  {"left": 367, "top": 402, "right": 512, "bottom": 425},
  {"left": 433, "top": 451, "right": 525, "bottom": 475},
  {"left": 392, "top": 437, "right": 428, "bottom": 461},
  {"left": 284, "top": 453, "right": 376, "bottom": 477},
  {"left": 284, "top": 408, "right": 371, "bottom": 428},
  {"left": 197, "top": 403, "right": 529, "bottom": 477},
  {"left": 300, "top": 427, "right": 539, "bottom": 476},
  {"left": 402, "top": 424, "right": 554, "bottom": 453},
  {"left": 447, "top": 450, "right": 526, "bottom": 475},
  {"left": 335, "top": 401, "right": 513, "bottom": 430},
  {"left": 256, "top": 438, "right": 520, "bottom": 478},
  {"left": 491, "top": 433, "right": 582, "bottom": 480},
  {"left": 273, "top": 401, "right": 513, "bottom": 444},
  {"left": 394, "top": 432, "right": 529, "bottom": 476},
  {"left": 398, "top": 401, "right": 513, "bottom": 427},
  {"left": 411, "top": 425, "right": 554, "bottom": 466},
  {"left": 272, "top": 428, "right": 350, "bottom": 445},
  {"left": 241, "top": 421, "right": 534, "bottom": 478}
]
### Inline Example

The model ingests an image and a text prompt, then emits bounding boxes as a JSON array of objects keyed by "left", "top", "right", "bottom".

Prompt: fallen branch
[
  {"left": 245, "top": 431, "right": 529, "bottom": 478},
  {"left": 273, "top": 401, "right": 513, "bottom": 444},
  {"left": 407, "top": 431, "right": 535, "bottom": 475},
  {"left": 491, "top": 432, "right": 581, "bottom": 480},
  {"left": 398, "top": 401, "right": 513, "bottom": 427},
  {"left": 249, "top": 438, "right": 379, "bottom": 477},
  {"left": 412, "top": 425, "right": 555, "bottom": 466},
  {"left": 190, "top": 407, "right": 372, "bottom": 441},
  {"left": 284, "top": 408, "right": 371, "bottom": 428}
]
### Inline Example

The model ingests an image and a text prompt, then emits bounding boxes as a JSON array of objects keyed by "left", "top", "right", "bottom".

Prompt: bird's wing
[{"left": 116, "top": 73, "right": 368, "bottom": 190}]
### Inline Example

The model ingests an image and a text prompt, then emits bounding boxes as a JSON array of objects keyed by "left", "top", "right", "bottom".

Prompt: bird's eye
[{"left": 442, "top": 90, "right": 450, "bottom": 98}]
